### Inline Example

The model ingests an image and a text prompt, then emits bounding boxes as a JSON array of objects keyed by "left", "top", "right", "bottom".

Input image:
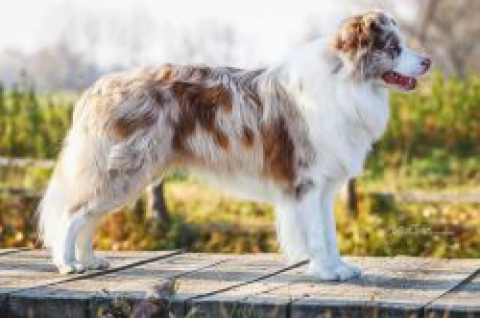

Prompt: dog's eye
[
  {"left": 388, "top": 43, "right": 398, "bottom": 51},
  {"left": 387, "top": 43, "right": 401, "bottom": 57}
]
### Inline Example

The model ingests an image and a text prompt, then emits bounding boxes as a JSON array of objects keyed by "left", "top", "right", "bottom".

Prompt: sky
[{"left": 0, "top": 0, "right": 416, "bottom": 68}]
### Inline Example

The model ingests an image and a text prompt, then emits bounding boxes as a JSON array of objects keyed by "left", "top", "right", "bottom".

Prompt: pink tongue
[{"left": 382, "top": 71, "right": 417, "bottom": 89}]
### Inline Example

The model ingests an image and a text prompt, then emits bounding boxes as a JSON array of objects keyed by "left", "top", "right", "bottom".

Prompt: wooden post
[
  {"left": 346, "top": 179, "right": 359, "bottom": 216},
  {"left": 147, "top": 181, "right": 170, "bottom": 224}
]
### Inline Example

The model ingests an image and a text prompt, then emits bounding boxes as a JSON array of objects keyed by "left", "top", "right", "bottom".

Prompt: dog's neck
[{"left": 267, "top": 39, "right": 391, "bottom": 142}]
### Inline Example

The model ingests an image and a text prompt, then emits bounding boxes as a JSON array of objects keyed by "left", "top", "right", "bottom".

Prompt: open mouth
[{"left": 382, "top": 71, "right": 417, "bottom": 91}]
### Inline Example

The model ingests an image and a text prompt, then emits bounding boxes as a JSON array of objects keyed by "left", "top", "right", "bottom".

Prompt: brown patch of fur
[
  {"left": 261, "top": 117, "right": 295, "bottom": 185},
  {"left": 170, "top": 81, "right": 232, "bottom": 152},
  {"left": 334, "top": 12, "right": 391, "bottom": 57},
  {"left": 184, "top": 65, "right": 212, "bottom": 79},
  {"left": 213, "top": 130, "right": 229, "bottom": 150},
  {"left": 112, "top": 111, "right": 157, "bottom": 139},
  {"left": 154, "top": 64, "right": 178, "bottom": 83},
  {"left": 241, "top": 126, "right": 255, "bottom": 148},
  {"left": 334, "top": 16, "right": 371, "bottom": 55},
  {"left": 154, "top": 64, "right": 212, "bottom": 84},
  {"left": 149, "top": 88, "right": 167, "bottom": 106},
  {"left": 91, "top": 63, "right": 314, "bottom": 197}
]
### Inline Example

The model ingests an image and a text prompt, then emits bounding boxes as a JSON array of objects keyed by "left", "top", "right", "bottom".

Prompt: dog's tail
[
  {"left": 37, "top": 127, "right": 91, "bottom": 249},
  {"left": 37, "top": 162, "right": 66, "bottom": 248}
]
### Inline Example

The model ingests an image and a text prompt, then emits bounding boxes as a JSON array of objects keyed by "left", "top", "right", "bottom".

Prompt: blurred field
[{"left": 0, "top": 73, "right": 479, "bottom": 257}]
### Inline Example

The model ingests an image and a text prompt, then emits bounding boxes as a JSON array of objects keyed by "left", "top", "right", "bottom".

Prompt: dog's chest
[{"left": 300, "top": 88, "right": 390, "bottom": 179}]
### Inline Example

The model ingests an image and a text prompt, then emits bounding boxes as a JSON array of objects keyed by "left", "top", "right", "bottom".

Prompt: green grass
[
  {"left": 0, "top": 73, "right": 479, "bottom": 257},
  {"left": 1, "top": 177, "right": 479, "bottom": 258}
]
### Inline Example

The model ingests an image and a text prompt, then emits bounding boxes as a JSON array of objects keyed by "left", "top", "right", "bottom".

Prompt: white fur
[{"left": 395, "top": 47, "right": 430, "bottom": 78}]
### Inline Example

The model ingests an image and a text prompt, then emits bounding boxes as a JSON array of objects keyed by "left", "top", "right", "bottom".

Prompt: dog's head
[{"left": 333, "top": 11, "right": 431, "bottom": 91}]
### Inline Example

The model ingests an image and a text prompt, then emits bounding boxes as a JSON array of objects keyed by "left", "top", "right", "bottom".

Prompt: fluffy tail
[
  {"left": 37, "top": 157, "right": 70, "bottom": 248},
  {"left": 37, "top": 127, "right": 91, "bottom": 249}
]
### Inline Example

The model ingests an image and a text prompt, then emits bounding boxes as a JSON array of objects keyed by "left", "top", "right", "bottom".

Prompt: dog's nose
[{"left": 421, "top": 58, "right": 431, "bottom": 71}]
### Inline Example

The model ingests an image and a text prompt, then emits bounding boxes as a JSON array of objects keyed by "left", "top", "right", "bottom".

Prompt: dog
[{"left": 38, "top": 10, "right": 430, "bottom": 279}]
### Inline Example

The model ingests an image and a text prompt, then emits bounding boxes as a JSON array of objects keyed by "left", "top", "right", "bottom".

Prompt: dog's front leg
[{"left": 301, "top": 183, "right": 361, "bottom": 281}]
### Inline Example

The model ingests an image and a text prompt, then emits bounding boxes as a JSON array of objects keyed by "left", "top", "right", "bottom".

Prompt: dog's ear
[
  {"left": 334, "top": 12, "right": 388, "bottom": 55},
  {"left": 334, "top": 16, "right": 371, "bottom": 55},
  {"left": 363, "top": 12, "right": 389, "bottom": 34}
]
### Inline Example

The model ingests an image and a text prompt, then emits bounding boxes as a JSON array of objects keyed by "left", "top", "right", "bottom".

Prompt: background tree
[{"left": 392, "top": 0, "right": 480, "bottom": 77}]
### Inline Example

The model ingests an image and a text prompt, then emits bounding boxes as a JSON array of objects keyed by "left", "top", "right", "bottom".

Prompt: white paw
[
  {"left": 56, "top": 262, "right": 87, "bottom": 275},
  {"left": 80, "top": 256, "right": 111, "bottom": 270},
  {"left": 306, "top": 260, "right": 362, "bottom": 281}
]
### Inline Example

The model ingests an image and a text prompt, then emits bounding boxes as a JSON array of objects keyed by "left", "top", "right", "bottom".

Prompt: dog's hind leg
[
  {"left": 52, "top": 208, "right": 109, "bottom": 274},
  {"left": 40, "top": 117, "right": 170, "bottom": 274},
  {"left": 40, "top": 145, "right": 153, "bottom": 274},
  {"left": 50, "top": 210, "right": 90, "bottom": 274},
  {"left": 72, "top": 168, "right": 156, "bottom": 272},
  {"left": 54, "top": 174, "right": 149, "bottom": 274},
  {"left": 75, "top": 213, "right": 109, "bottom": 270}
]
